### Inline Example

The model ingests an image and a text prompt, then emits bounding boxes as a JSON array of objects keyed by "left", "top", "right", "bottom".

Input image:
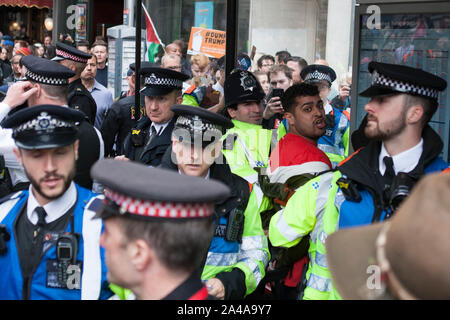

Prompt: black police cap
[
  {"left": 53, "top": 41, "right": 92, "bottom": 64},
  {"left": 91, "top": 159, "right": 230, "bottom": 220},
  {"left": 22, "top": 55, "right": 75, "bottom": 86},
  {"left": 224, "top": 70, "right": 265, "bottom": 108},
  {"left": 171, "top": 104, "right": 233, "bottom": 148},
  {"left": 1, "top": 105, "right": 85, "bottom": 150},
  {"left": 360, "top": 61, "right": 447, "bottom": 100},
  {"left": 301, "top": 64, "right": 337, "bottom": 85},
  {"left": 139, "top": 67, "right": 189, "bottom": 97}
]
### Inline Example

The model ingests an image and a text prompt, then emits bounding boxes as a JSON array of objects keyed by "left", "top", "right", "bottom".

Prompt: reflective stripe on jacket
[
  {"left": 202, "top": 187, "right": 270, "bottom": 297},
  {"left": 0, "top": 185, "right": 111, "bottom": 300},
  {"left": 268, "top": 171, "right": 340, "bottom": 300}
]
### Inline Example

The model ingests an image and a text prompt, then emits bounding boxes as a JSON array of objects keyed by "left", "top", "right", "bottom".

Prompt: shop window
[{"left": 354, "top": 4, "right": 450, "bottom": 160}]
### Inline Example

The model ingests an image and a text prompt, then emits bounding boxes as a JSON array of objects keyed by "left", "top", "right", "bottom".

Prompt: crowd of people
[{"left": 0, "top": 28, "right": 449, "bottom": 302}]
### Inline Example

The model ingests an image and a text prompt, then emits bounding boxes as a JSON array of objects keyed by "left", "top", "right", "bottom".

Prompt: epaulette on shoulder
[
  {"left": 86, "top": 197, "right": 104, "bottom": 212},
  {"left": 0, "top": 191, "right": 24, "bottom": 205}
]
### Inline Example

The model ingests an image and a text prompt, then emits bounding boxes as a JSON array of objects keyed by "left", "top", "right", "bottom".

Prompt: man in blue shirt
[
  {"left": 81, "top": 55, "right": 113, "bottom": 129},
  {"left": 91, "top": 40, "right": 108, "bottom": 88}
]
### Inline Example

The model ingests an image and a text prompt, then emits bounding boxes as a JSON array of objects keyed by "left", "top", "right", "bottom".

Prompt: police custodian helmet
[{"left": 224, "top": 70, "right": 266, "bottom": 108}]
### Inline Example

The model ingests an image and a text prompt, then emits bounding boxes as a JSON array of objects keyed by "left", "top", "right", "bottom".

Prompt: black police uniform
[
  {"left": 68, "top": 78, "right": 97, "bottom": 125},
  {"left": 52, "top": 42, "right": 97, "bottom": 125},
  {"left": 22, "top": 55, "right": 102, "bottom": 190},
  {"left": 101, "top": 62, "right": 153, "bottom": 157},
  {"left": 90, "top": 158, "right": 231, "bottom": 300},
  {"left": 115, "top": 62, "right": 139, "bottom": 102},
  {"left": 101, "top": 94, "right": 145, "bottom": 157},
  {"left": 121, "top": 67, "right": 189, "bottom": 166}
]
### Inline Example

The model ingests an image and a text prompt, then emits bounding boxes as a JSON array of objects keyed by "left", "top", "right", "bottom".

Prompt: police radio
[
  {"left": 225, "top": 205, "right": 245, "bottom": 243},
  {"left": 56, "top": 233, "right": 79, "bottom": 288}
]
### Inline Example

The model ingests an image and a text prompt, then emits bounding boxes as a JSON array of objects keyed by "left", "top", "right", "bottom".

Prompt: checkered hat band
[
  {"left": 56, "top": 49, "right": 88, "bottom": 63},
  {"left": 15, "top": 112, "right": 73, "bottom": 133},
  {"left": 145, "top": 74, "right": 183, "bottom": 88},
  {"left": 105, "top": 189, "right": 214, "bottom": 219},
  {"left": 304, "top": 70, "right": 332, "bottom": 83},
  {"left": 176, "top": 116, "right": 222, "bottom": 133},
  {"left": 26, "top": 70, "right": 68, "bottom": 86},
  {"left": 372, "top": 71, "right": 439, "bottom": 99}
]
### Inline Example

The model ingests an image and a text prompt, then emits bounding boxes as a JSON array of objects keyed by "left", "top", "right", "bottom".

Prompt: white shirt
[
  {"left": 26, "top": 182, "right": 77, "bottom": 225},
  {"left": 379, "top": 139, "right": 423, "bottom": 176},
  {"left": 150, "top": 121, "right": 171, "bottom": 137}
]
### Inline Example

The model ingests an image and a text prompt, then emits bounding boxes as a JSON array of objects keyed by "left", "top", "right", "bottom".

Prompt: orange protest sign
[{"left": 187, "top": 27, "right": 226, "bottom": 59}]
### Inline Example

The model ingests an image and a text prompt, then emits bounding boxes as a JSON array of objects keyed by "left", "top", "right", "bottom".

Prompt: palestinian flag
[{"left": 142, "top": 3, "right": 164, "bottom": 63}]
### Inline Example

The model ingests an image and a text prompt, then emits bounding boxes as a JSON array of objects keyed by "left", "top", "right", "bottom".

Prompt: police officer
[
  {"left": 0, "top": 105, "right": 111, "bottom": 300},
  {"left": 269, "top": 62, "right": 449, "bottom": 300},
  {"left": 120, "top": 66, "right": 189, "bottom": 166},
  {"left": 0, "top": 55, "right": 104, "bottom": 191},
  {"left": 91, "top": 158, "right": 230, "bottom": 300},
  {"left": 222, "top": 70, "right": 276, "bottom": 216},
  {"left": 52, "top": 41, "right": 97, "bottom": 125},
  {"left": 116, "top": 63, "right": 136, "bottom": 101},
  {"left": 100, "top": 62, "right": 151, "bottom": 158},
  {"left": 326, "top": 173, "right": 450, "bottom": 300},
  {"left": 300, "top": 64, "right": 350, "bottom": 168},
  {"left": 222, "top": 70, "right": 275, "bottom": 181},
  {"left": 159, "top": 105, "right": 269, "bottom": 299}
]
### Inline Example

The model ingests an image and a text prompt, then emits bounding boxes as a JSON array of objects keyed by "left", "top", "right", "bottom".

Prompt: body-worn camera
[
  {"left": 56, "top": 233, "right": 79, "bottom": 264},
  {"left": 388, "top": 172, "right": 415, "bottom": 213}
]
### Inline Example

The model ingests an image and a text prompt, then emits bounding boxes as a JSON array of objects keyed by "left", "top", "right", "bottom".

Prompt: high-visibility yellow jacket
[{"left": 269, "top": 171, "right": 342, "bottom": 300}]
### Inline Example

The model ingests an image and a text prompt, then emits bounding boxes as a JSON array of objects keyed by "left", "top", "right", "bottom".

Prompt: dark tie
[
  {"left": 383, "top": 156, "right": 395, "bottom": 181},
  {"left": 146, "top": 126, "right": 158, "bottom": 147},
  {"left": 34, "top": 207, "right": 47, "bottom": 240},
  {"left": 35, "top": 207, "right": 47, "bottom": 227}
]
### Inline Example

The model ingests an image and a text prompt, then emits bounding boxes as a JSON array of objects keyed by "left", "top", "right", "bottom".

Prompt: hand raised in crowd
[
  {"left": 205, "top": 278, "right": 225, "bottom": 300},
  {"left": 338, "top": 84, "right": 351, "bottom": 102},
  {"left": 3, "top": 81, "right": 38, "bottom": 109},
  {"left": 263, "top": 96, "right": 284, "bottom": 120}
]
